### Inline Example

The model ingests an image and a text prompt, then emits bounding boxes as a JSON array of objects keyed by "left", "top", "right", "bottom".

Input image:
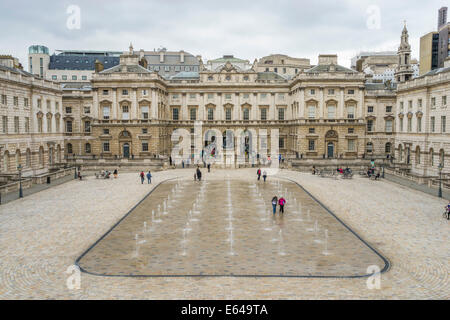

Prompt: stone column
[
  {"left": 131, "top": 88, "right": 138, "bottom": 120},
  {"left": 339, "top": 88, "right": 345, "bottom": 118}
]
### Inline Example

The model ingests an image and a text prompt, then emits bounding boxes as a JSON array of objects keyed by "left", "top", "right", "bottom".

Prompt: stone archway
[{"left": 325, "top": 130, "right": 338, "bottom": 158}]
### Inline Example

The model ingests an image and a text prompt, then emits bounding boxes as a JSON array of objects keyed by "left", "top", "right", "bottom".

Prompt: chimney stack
[
  {"left": 180, "top": 50, "right": 185, "bottom": 63},
  {"left": 94, "top": 60, "right": 104, "bottom": 73}
]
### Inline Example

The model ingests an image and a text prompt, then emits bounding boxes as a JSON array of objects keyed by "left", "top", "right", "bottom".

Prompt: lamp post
[
  {"left": 438, "top": 163, "right": 443, "bottom": 198},
  {"left": 17, "top": 164, "right": 23, "bottom": 198}
]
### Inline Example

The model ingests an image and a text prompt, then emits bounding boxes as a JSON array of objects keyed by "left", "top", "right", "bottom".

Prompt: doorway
[{"left": 123, "top": 143, "right": 130, "bottom": 158}]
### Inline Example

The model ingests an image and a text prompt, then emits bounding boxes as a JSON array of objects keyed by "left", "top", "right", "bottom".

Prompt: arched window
[
  {"left": 385, "top": 142, "right": 391, "bottom": 154},
  {"left": 85, "top": 143, "right": 91, "bottom": 154},
  {"left": 366, "top": 142, "right": 373, "bottom": 153},
  {"left": 26, "top": 149, "right": 31, "bottom": 168}
]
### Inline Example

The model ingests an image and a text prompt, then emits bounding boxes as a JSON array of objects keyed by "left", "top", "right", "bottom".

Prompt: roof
[
  {"left": 169, "top": 71, "right": 199, "bottom": 79},
  {"left": 257, "top": 71, "right": 288, "bottom": 81},
  {"left": 208, "top": 55, "right": 248, "bottom": 63},
  {"left": 419, "top": 66, "right": 450, "bottom": 77},
  {"left": 0, "top": 64, "right": 35, "bottom": 77},
  {"left": 365, "top": 82, "right": 397, "bottom": 90},
  {"left": 49, "top": 54, "right": 120, "bottom": 71},
  {"left": 305, "top": 64, "right": 356, "bottom": 73},
  {"left": 100, "top": 64, "right": 152, "bottom": 74},
  {"left": 61, "top": 83, "right": 92, "bottom": 91}
]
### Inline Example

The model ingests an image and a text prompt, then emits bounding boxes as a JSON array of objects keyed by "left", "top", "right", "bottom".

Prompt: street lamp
[
  {"left": 438, "top": 163, "right": 443, "bottom": 198},
  {"left": 17, "top": 164, "right": 23, "bottom": 198}
]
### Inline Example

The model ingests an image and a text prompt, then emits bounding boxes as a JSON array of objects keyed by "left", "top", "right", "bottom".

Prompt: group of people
[
  {"left": 271, "top": 196, "right": 286, "bottom": 214},
  {"left": 367, "top": 167, "right": 381, "bottom": 180},
  {"left": 95, "top": 169, "right": 118, "bottom": 179},
  {"left": 139, "top": 170, "right": 152, "bottom": 184},
  {"left": 257, "top": 168, "right": 268, "bottom": 182}
]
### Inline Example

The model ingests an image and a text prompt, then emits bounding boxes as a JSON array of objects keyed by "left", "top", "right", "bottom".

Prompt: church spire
[
  {"left": 129, "top": 42, "right": 134, "bottom": 54},
  {"left": 395, "top": 22, "right": 413, "bottom": 83}
]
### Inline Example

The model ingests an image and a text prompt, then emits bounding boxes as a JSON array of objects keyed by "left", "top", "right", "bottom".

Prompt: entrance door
[
  {"left": 327, "top": 142, "right": 334, "bottom": 158},
  {"left": 123, "top": 143, "right": 130, "bottom": 158}
]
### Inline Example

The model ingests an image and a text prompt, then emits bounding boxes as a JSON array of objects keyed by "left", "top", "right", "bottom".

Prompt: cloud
[{"left": 0, "top": 0, "right": 447, "bottom": 69}]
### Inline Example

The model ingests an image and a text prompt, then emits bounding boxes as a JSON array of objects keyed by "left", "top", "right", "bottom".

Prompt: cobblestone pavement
[{"left": 0, "top": 169, "right": 448, "bottom": 299}]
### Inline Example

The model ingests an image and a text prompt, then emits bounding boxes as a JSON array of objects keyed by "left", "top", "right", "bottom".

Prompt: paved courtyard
[{"left": 0, "top": 168, "right": 448, "bottom": 299}]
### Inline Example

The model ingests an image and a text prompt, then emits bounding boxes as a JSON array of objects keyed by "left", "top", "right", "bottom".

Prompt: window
[
  {"left": 103, "top": 106, "right": 110, "bottom": 120},
  {"left": 2, "top": 116, "right": 7, "bottom": 133},
  {"left": 243, "top": 76, "right": 249, "bottom": 81},
  {"left": 37, "top": 99, "right": 41, "bottom": 108},
  {"left": 207, "top": 93, "right": 214, "bottom": 99},
  {"left": 142, "top": 89, "right": 148, "bottom": 96},
  {"left": 386, "top": 106, "right": 392, "bottom": 113},
  {"left": 279, "top": 137, "right": 285, "bottom": 149},
  {"left": 103, "top": 90, "right": 109, "bottom": 95},
  {"left": 172, "top": 94, "right": 179, "bottom": 99},
  {"left": 225, "top": 94, "right": 232, "bottom": 100},
  {"left": 102, "top": 142, "right": 110, "bottom": 152},
  {"left": 308, "top": 106, "right": 316, "bottom": 119},
  {"left": 84, "top": 107, "right": 90, "bottom": 114},
  {"left": 14, "top": 116, "right": 19, "bottom": 133},
  {"left": 400, "top": 117, "right": 404, "bottom": 131},
  {"left": 261, "top": 93, "right": 267, "bottom": 99},
  {"left": 62, "top": 75, "right": 67, "bottom": 80},
  {"left": 348, "top": 89, "right": 355, "bottom": 94},
  {"left": 189, "top": 93, "right": 196, "bottom": 99},
  {"left": 367, "top": 119, "right": 374, "bottom": 132},
  {"left": 407, "top": 118, "right": 412, "bottom": 132},
  {"left": 47, "top": 117, "right": 52, "bottom": 133},
  {"left": 385, "top": 120, "right": 393, "bottom": 133},
  {"left": 243, "top": 93, "right": 250, "bottom": 99},
  {"left": 274, "top": 68, "right": 278, "bottom": 73},
  {"left": 67, "top": 143, "right": 73, "bottom": 154},
  {"left": 308, "top": 128, "right": 315, "bottom": 134},
  {"left": 243, "top": 108, "right": 249, "bottom": 121},
  {"left": 82, "top": 76, "right": 87, "bottom": 81},
  {"left": 25, "top": 117, "right": 29, "bottom": 133},
  {"left": 190, "top": 108, "right": 197, "bottom": 121},
  {"left": 56, "top": 119, "right": 60, "bottom": 133},
  {"left": 260, "top": 108, "right": 267, "bottom": 120},
  {"left": 85, "top": 143, "right": 91, "bottom": 154},
  {"left": 366, "top": 142, "right": 373, "bottom": 153},
  {"left": 308, "top": 140, "right": 315, "bottom": 151},
  {"left": 443, "top": 96, "right": 447, "bottom": 106},
  {"left": 65, "top": 106, "right": 72, "bottom": 114},
  {"left": 431, "top": 97, "right": 436, "bottom": 108},
  {"left": 328, "top": 89, "right": 335, "bottom": 95},
  {"left": 208, "top": 108, "right": 214, "bottom": 121},
  {"left": 142, "top": 141, "right": 149, "bottom": 152},
  {"left": 172, "top": 108, "right": 179, "bottom": 120},
  {"left": 417, "top": 117, "right": 422, "bottom": 132},
  {"left": 278, "top": 108, "right": 285, "bottom": 120},
  {"left": 142, "top": 128, "right": 148, "bottom": 134},
  {"left": 141, "top": 106, "right": 149, "bottom": 119},
  {"left": 442, "top": 116, "right": 446, "bottom": 133},
  {"left": 400, "top": 101, "right": 404, "bottom": 111},
  {"left": 225, "top": 108, "right": 232, "bottom": 121},
  {"left": 348, "top": 128, "right": 354, "bottom": 134},
  {"left": 431, "top": 117, "right": 435, "bottom": 132},
  {"left": 1, "top": 94, "right": 6, "bottom": 104},
  {"left": 408, "top": 100, "right": 413, "bottom": 110},
  {"left": 208, "top": 76, "right": 213, "bottom": 81},
  {"left": 385, "top": 143, "right": 391, "bottom": 154},
  {"left": 55, "top": 102, "right": 59, "bottom": 111},
  {"left": 418, "top": 99, "right": 422, "bottom": 109},
  {"left": 225, "top": 75, "right": 231, "bottom": 81},
  {"left": 348, "top": 139, "right": 355, "bottom": 151},
  {"left": 278, "top": 93, "right": 285, "bottom": 100},
  {"left": 72, "top": 75, "right": 77, "bottom": 80},
  {"left": 84, "top": 121, "right": 91, "bottom": 133},
  {"left": 327, "top": 106, "right": 336, "bottom": 119},
  {"left": 13, "top": 96, "right": 18, "bottom": 107},
  {"left": 368, "top": 106, "right": 374, "bottom": 113},
  {"left": 66, "top": 121, "right": 72, "bottom": 133},
  {"left": 103, "top": 128, "right": 110, "bottom": 135},
  {"left": 122, "top": 105, "right": 129, "bottom": 120},
  {"left": 122, "top": 89, "right": 128, "bottom": 96},
  {"left": 37, "top": 118, "right": 42, "bottom": 133},
  {"left": 310, "top": 89, "right": 315, "bottom": 95}
]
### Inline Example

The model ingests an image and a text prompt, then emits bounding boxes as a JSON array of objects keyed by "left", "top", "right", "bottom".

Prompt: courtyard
[{"left": 0, "top": 168, "right": 448, "bottom": 299}]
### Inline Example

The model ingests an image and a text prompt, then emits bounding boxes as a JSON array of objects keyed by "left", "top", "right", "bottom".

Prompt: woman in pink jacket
[{"left": 278, "top": 197, "right": 286, "bottom": 214}]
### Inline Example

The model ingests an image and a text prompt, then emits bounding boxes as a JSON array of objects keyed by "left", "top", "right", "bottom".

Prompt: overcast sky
[{"left": 0, "top": 0, "right": 448, "bottom": 69}]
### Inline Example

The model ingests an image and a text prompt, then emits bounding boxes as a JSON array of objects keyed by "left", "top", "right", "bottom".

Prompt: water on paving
[{"left": 77, "top": 177, "right": 386, "bottom": 277}]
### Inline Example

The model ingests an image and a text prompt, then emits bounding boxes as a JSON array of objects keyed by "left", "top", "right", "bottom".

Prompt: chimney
[
  {"left": 318, "top": 54, "right": 338, "bottom": 65},
  {"left": 94, "top": 60, "right": 104, "bottom": 72},
  {"left": 160, "top": 51, "right": 164, "bottom": 63},
  {"left": 139, "top": 57, "right": 148, "bottom": 68}
]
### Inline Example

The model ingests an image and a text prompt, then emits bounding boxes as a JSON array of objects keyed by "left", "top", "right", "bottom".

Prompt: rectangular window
[
  {"left": 172, "top": 108, "right": 179, "bottom": 120},
  {"left": 386, "top": 106, "right": 392, "bottom": 113},
  {"left": 226, "top": 108, "right": 232, "bottom": 121},
  {"left": 103, "top": 129, "right": 110, "bottom": 135},
  {"left": 431, "top": 117, "right": 435, "bottom": 132},
  {"left": 310, "top": 89, "right": 315, "bottom": 95},
  {"left": 82, "top": 76, "right": 87, "bottom": 81},
  {"left": 243, "top": 108, "right": 249, "bottom": 121},
  {"left": 172, "top": 94, "right": 179, "bottom": 99},
  {"left": 417, "top": 117, "right": 422, "bottom": 132},
  {"left": 55, "top": 102, "right": 59, "bottom": 111},
  {"left": 189, "top": 93, "right": 196, "bottom": 99},
  {"left": 84, "top": 121, "right": 91, "bottom": 133},
  {"left": 308, "top": 140, "right": 315, "bottom": 151},
  {"left": 308, "top": 106, "right": 316, "bottom": 119},
  {"left": 56, "top": 119, "right": 60, "bottom": 133},
  {"left": 328, "top": 89, "right": 335, "bottom": 95},
  {"left": 278, "top": 108, "right": 285, "bottom": 120},
  {"left": 103, "top": 142, "right": 110, "bottom": 152},
  {"left": 38, "top": 118, "right": 43, "bottom": 133},
  {"left": 278, "top": 93, "right": 285, "bottom": 100},
  {"left": 84, "top": 107, "right": 90, "bottom": 114},
  {"left": 142, "top": 89, "right": 148, "bottom": 96},
  {"left": 260, "top": 93, "right": 267, "bottom": 99},
  {"left": 348, "top": 128, "right": 354, "bottom": 134},
  {"left": 400, "top": 117, "right": 404, "bottom": 132},
  {"left": 442, "top": 116, "right": 446, "bottom": 133},
  {"left": 122, "top": 89, "right": 129, "bottom": 95},
  {"left": 65, "top": 106, "right": 72, "bottom": 114},
  {"left": 408, "top": 100, "right": 413, "bottom": 109},
  {"left": 367, "top": 106, "right": 374, "bottom": 113},
  {"left": 72, "top": 75, "right": 77, "bottom": 80},
  {"left": 66, "top": 120, "right": 72, "bottom": 133},
  {"left": 418, "top": 99, "right": 422, "bottom": 109},
  {"left": 13, "top": 96, "right": 18, "bottom": 106},
  {"left": 103, "top": 90, "right": 109, "bottom": 95},
  {"left": 327, "top": 106, "right": 336, "bottom": 119},
  {"left": 25, "top": 117, "right": 29, "bottom": 133},
  {"left": 431, "top": 97, "right": 436, "bottom": 108},
  {"left": 400, "top": 101, "right": 404, "bottom": 111},
  {"left": 141, "top": 106, "right": 149, "bottom": 119},
  {"left": 207, "top": 93, "right": 214, "bottom": 99},
  {"left": 443, "top": 96, "right": 447, "bottom": 106},
  {"left": 243, "top": 93, "right": 250, "bottom": 99},
  {"left": 62, "top": 75, "right": 67, "bottom": 80},
  {"left": 142, "top": 141, "right": 149, "bottom": 152},
  {"left": 122, "top": 105, "right": 129, "bottom": 120},
  {"left": 190, "top": 108, "right": 197, "bottom": 121},
  {"left": 208, "top": 108, "right": 214, "bottom": 121},
  {"left": 1, "top": 94, "right": 7, "bottom": 105},
  {"left": 407, "top": 118, "right": 412, "bottom": 132},
  {"left": 367, "top": 119, "right": 374, "bottom": 132},
  {"left": 347, "top": 106, "right": 355, "bottom": 119},
  {"left": 308, "top": 128, "right": 315, "bottom": 134},
  {"left": 348, "top": 89, "right": 355, "bottom": 94},
  {"left": 279, "top": 137, "right": 285, "bottom": 149},
  {"left": 348, "top": 139, "right": 355, "bottom": 151},
  {"left": 14, "top": 116, "right": 19, "bottom": 133},
  {"left": 47, "top": 118, "right": 52, "bottom": 133},
  {"left": 225, "top": 94, "right": 232, "bottom": 100},
  {"left": 103, "top": 106, "right": 110, "bottom": 119},
  {"left": 2, "top": 116, "right": 7, "bottom": 133},
  {"left": 142, "top": 128, "right": 148, "bottom": 134},
  {"left": 260, "top": 108, "right": 267, "bottom": 120},
  {"left": 37, "top": 99, "right": 41, "bottom": 108},
  {"left": 385, "top": 120, "right": 393, "bottom": 133}
]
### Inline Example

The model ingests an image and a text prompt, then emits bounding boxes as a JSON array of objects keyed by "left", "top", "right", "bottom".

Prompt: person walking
[
  {"left": 182, "top": 160, "right": 185, "bottom": 169},
  {"left": 257, "top": 168, "right": 261, "bottom": 181},
  {"left": 146, "top": 171, "right": 152, "bottom": 184},
  {"left": 278, "top": 196, "right": 286, "bottom": 214},
  {"left": 139, "top": 171, "right": 145, "bottom": 184},
  {"left": 271, "top": 196, "right": 278, "bottom": 215},
  {"left": 263, "top": 170, "right": 267, "bottom": 182},
  {"left": 169, "top": 156, "right": 172, "bottom": 166},
  {"left": 197, "top": 168, "right": 202, "bottom": 181},
  {"left": 207, "top": 163, "right": 211, "bottom": 173},
  {"left": 113, "top": 168, "right": 118, "bottom": 179}
]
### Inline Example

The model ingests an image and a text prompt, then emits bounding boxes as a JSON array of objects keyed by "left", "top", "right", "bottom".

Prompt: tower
[
  {"left": 395, "top": 22, "right": 413, "bottom": 83},
  {"left": 28, "top": 45, "right": 50, "bottom": 78}
]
